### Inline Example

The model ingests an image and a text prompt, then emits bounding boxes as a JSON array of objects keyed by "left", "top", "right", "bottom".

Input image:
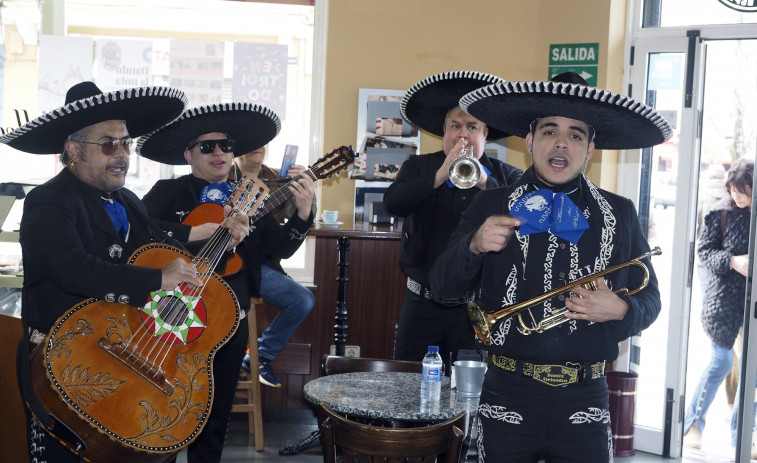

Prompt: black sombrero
[
  {"left": 0, "top": 81, "right": 187, "bottom": 154},
  {"left": 400, "top": 70, "right": 510, "bottom": 140},
  {"left": 136, "top": 102, "right": 281, "bottom": 165},
  {"left": 459, "top": 72, "right": 672, "bottom": 150}
]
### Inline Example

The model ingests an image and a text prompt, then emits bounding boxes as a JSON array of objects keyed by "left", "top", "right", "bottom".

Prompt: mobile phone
[{"left": 280, "top": 145, "right": 299, "bottom": 177}]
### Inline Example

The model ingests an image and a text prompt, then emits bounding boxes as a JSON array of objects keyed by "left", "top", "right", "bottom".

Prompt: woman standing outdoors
[{"left": 683, "top": 158, "right": 754, "bottom": 455}]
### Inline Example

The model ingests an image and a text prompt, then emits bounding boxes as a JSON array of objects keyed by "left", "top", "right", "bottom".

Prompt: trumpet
[
  {"left": 468, "top": 246, "right": 662, "bottom": 345},
  {"left": 448, "top": 148, "right": 480, "bottom": 189}
]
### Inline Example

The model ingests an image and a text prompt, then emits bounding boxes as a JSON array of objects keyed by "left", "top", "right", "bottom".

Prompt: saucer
[{"left": 317, "top": 220, "right": 344, "bottom": 227}]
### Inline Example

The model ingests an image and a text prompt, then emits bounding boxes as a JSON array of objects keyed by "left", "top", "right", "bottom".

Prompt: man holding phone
[{"left": 233, "top": 144, "right": 317, "bottom": 384}]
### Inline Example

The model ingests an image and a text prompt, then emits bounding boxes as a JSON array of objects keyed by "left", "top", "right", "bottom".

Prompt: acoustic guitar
[
  {"left": 181, "top": 145, "right": 356, "bottom": 277},
  {"left": 27, "top": 177, "right": 271, "bottom": 463}
]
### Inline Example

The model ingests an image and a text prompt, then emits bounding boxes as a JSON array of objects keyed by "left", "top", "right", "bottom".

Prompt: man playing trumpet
[{"left": 430, "top": 72, "right": 670, "bottom": 461}]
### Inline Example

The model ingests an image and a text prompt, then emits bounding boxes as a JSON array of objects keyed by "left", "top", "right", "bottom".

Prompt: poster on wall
[
  {"left": 169, "top": 39, "right": 224, "bottom": 107},
  {"left": 38, "top": 35, "right": 93, "bottom": 113},
  {"left": 232, "top": 43, "right": 288, "bottom": 119},
  {"left": 95, "top": 38, "right": 153, "bottom": 92}
]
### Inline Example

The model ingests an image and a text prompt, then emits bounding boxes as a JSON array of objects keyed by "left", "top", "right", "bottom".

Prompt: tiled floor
[{"left": 213, "top": 407, "right": 747, "bottom": 462}]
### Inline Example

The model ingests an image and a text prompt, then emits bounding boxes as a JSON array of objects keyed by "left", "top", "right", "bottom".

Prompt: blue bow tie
[
  {"left": 510, "top": 189, "right": 589, "bottom": 244},
  {"left": 200, "top": 182, "right": 233, "bottom": 205},
  {"left": 102, "top": 197, "right": 130, "bottom": 240}
]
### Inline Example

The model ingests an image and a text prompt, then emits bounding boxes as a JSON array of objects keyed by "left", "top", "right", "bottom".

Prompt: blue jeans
[
  {"left": 729, "top": 362, "right": 757, "bottom": 446},
  {"left": 684, "top": 340, "right": 734, "bottom": 434},
  {"left": 257, "top": 264, "right": 314, "bottom": 361}
]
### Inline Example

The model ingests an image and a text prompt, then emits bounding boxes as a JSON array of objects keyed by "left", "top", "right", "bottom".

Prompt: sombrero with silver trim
[
  {"left": 137, "top": 102, "right": 281, "bottom": 165},
  {"left": 401, "top": 70, "right": 510, "bottom": 140},
  {"left": 0, "top": 81, "right": 187, "bottom": 154},
  {"left": 459, "top": 73, "right": 672, "bottom": 150}
]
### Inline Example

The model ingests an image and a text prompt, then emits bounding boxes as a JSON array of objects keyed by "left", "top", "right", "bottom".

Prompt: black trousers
[
  {"left": 187, "top": 320, "right": 249, "bottom": 463},
  {"left": 393, "top": 289, "right": 477, "bottom": 366},
  {"left": 478, "top": 365, "right": 612, "bottom": 463}
]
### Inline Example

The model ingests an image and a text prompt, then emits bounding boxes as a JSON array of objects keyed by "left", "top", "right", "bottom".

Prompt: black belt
[
  {"left": 491, "top": 354, "right": 605, "bottom": 387},
  {"left": 406, "top": 277, "right": 473, "bottom": 306}
]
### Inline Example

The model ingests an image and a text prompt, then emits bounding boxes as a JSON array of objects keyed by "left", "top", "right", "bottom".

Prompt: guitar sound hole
[{"left": 155, "top": 295, "right": 189, "bottom": 327}]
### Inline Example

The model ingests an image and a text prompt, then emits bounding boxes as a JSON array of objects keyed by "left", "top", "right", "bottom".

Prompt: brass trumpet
[
  {"left": 468, "top": 246, "right": 662, "bottom": 345},
  {"left": 448, "top": 148, "right": 480, "bottom": 189}
]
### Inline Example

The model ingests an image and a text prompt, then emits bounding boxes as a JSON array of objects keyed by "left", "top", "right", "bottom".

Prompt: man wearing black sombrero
[
  {"left": 137, "top": 103, "right": 315, "bottom": 462},
  {"left": 384, "top": 71, "right": 523, "bottom": 366},
  {"left": 3, "top": 82, "right": 251, "bottom": 462},
  {"left": 430, "top": 72, "right": 669, "bottom": 461}
]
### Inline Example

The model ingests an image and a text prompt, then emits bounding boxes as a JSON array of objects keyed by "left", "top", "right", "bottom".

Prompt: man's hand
[
  {"left": 161, "top": 259, "right": 202, "bottom": 289},
  {"left": 469, "top": 215, "right": 521, "bottom": 254},
  {"left": 563, "top": 278, "right": 628, "bottom": 323},
  {"left": 288, "top": 174, "right": 316, "bottom": 221},
  {"left": 435, "top": 138, "right": 469, "bottom": 188},
  {"left": 221, "top": 205, "right": 250, "bottom": 249}
]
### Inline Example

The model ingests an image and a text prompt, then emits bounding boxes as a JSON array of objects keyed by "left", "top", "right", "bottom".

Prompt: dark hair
[{"left": 725, "top": 157, "right": 754, "bottom": 206}]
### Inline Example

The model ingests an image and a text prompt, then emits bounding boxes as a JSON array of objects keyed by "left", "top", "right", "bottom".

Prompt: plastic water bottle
[{"left": 421, "top": 345, "right": 443, "bottom": 402}]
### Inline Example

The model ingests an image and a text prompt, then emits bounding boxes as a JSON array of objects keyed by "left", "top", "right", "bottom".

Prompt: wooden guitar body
[{"left": 29, "top": 243, "right": 240, "bottom": 463}]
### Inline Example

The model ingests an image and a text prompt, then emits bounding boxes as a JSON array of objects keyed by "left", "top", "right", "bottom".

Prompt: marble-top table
[{"left": 303, "top": 371, "right": 479, "bottom": 425}]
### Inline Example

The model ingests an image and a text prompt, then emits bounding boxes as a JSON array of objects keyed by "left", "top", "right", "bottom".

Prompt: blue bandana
[
  {"left": 101, "top": 197, "right": 130, "bottom": 240},
  {"left": 200, "top": 182, "right": 233, "bottom": 205},
  {"left": 510, "top": 189, "right": 589, "bottom": 244}
]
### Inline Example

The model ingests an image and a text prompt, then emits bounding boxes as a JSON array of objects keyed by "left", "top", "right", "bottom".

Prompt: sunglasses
[
  {"left": 187, "top": 139, "right": 235, "bottom": 154},
  {"left": 77, "top": 137, "right": 133, "bottom": 156}
]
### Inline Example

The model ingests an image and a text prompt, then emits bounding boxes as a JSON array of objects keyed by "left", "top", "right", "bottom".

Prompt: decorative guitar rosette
[{"left": 139, "top": 287, "right": 208, "bottom": 344}]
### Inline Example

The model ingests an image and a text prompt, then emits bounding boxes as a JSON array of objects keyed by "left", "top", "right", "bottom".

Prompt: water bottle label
[{"left": 423, "top": 368, "right": 441, "bottom": 382}]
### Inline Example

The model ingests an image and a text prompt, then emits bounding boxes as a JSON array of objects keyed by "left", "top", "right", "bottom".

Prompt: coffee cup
[{"left": 321, "top": 210, "right": 339, "bottom": 224}]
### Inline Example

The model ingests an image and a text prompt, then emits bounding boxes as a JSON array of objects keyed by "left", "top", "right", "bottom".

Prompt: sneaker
[
  {"left": 241, "top": 353, "right": 251, "bottom": 373},
  {"left": 683, "top": 422, "right": 702, "bottom": 450},
  {"left": 259, "top": 358, "right": 281, "bottom": 388}
]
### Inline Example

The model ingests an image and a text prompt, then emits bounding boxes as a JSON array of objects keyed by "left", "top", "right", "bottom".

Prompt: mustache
[{"left": 107, "top": 160, "right": 128, "bottom": 169}]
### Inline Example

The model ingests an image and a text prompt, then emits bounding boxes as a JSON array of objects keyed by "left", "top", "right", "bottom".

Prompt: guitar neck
[{"left": 249, "top": 170, "right": 316, "bottom": 225}]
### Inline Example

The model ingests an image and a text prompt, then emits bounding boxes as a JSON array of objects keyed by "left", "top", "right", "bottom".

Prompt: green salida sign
[{"left": 548, "top": 43, "right": 599, "bottom": 87}]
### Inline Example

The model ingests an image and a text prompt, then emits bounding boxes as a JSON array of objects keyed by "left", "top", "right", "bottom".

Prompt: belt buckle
[{"left": 532, "top": 364, "right": 579, "bottom": 387}]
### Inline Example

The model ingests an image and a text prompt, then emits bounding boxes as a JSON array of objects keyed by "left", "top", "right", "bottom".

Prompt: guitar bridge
[{"left": 98, "top": 338, "right": 175, "bottom": 396}]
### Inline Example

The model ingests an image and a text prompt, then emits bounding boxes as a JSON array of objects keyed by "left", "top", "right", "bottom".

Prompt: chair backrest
[
  {"left": 317, "top": 403, "right": 468, "bottom": 463},
  {"left": 320, "top": 355, "right": 422, "bottom": 376}
]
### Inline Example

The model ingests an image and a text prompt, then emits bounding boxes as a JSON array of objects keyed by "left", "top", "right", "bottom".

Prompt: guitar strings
[{"left": 121, "top": 181, "right": 252, "bottom": 374}]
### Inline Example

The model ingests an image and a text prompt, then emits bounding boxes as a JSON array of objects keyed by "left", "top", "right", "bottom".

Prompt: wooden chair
[
  {"left": 317, "top": 403, "right": 469, "bottom": 463},
  {"left": 230, "top": 297, "right": 264, "bottom": 451},
  {"left": 320, "top": 354, "right": 422, "bottom": 376}
]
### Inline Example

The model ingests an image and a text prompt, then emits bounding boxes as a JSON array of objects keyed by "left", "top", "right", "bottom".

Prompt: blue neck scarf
[
  {"left": 101, "top": 197, "right": 130, "bottom": 240},
  {"left": 200, "top": 182, "right": 233, "bottom": 205},
  {"left": 510, "top": 189, "right": 589, "bottom": 244}
]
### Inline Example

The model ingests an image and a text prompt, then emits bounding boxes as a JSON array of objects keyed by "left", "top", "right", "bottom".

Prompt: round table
[{"left": 303, "top": 371, "right": 479, "bottom": 425}]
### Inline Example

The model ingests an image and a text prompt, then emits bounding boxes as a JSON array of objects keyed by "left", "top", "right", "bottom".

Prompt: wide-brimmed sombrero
[
  {"left": 137, "top": 102, "right": 281, "bottom": 165},
  {"left": 459, "top": 72, "right": 672, "bottom": 150},
  {"left": 400, "top": 70, "right": 510, "bottom": 140},
  {"left": 0, "top": 81, "right": 187, "bottom": 154}
]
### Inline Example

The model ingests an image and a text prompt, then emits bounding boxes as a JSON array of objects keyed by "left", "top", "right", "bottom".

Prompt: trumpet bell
[
  {"left": 467, "top": 301, "right": 492, "bottom": 345},
  {"left": 448, "top": 157, "right": 480, "bottom": 189}
]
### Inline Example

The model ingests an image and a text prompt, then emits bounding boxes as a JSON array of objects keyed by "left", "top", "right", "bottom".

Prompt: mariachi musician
[
  {"left": 137, "top": 103, "right": 315, "bottom": 462},
  {"left": 3, "top": 82, "right": 250, "bottom": 462}
]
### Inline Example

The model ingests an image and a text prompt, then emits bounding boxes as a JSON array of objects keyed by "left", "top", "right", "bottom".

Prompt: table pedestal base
[{"left": 279, "top": 429, "right": 321, "bottom": 455}]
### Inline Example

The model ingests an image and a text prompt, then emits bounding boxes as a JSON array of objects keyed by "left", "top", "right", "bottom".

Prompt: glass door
[
  {"left": 628, "top": 33, "right": 757, "bottom": 460},
  {"left": 624, "top": 35, "right": 700, "bottom": 457}
]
